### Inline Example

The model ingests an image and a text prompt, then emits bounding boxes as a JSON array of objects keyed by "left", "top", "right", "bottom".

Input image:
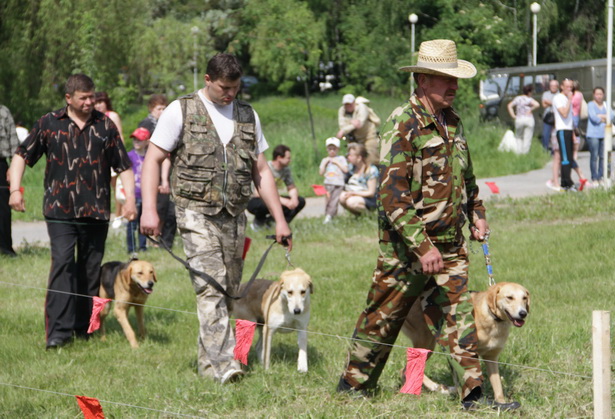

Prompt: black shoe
[
  {"left": 0, "top": 249, "right": 17, "bottom": 258},
  {"left": 461, "top": 386, "right": 483, "bottom": 410},
  {"left": 493, "top": 400, "right": 521, "bottom": 411},
  {"left": 46, "top": 336, "right": 73, "bottom": 350},
  {"left": 74, "top": 331, "right": 90, "bottom": 341},
  {"left": 336, "top": 377, "right": 369, "bottom": 399}
]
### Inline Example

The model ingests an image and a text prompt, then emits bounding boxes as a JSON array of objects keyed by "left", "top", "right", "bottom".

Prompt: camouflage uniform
[
  {"left": 171, "top": 93, "right": 256, "bottom": 382},
  {"left": 340, "top": 95, "right": 485, "bottom": 399}
]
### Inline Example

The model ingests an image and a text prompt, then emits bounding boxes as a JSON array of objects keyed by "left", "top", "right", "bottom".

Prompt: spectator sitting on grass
[
  {"left": 248, "top": 144, "right": 305, "bottom": 230},
  {"left": 339, "top": 142, "right": 378, "bottom": 215}
]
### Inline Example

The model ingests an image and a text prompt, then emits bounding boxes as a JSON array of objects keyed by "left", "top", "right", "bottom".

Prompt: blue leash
[{"left": 481, "top": 231, "right": 496, "bottom": 286}]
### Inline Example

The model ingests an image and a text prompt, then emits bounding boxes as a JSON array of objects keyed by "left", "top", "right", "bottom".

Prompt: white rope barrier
[{"left": 0, "top": 280, "right": 595, "bottom": 380}]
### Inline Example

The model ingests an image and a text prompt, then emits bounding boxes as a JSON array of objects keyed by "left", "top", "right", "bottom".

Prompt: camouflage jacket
[{"left": 377, "top": 94, "right": 485, "bottom": 257}]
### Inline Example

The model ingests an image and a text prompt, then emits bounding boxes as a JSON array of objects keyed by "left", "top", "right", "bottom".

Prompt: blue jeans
[
  {"left": 127, "top": 199, "right": 146, "bottom": 252},
  {"left": 586, "top": 137, "right": 604, "bottom": 181},
  {"left": 542, "top": 122, "right": 553, "bottom": 151}
]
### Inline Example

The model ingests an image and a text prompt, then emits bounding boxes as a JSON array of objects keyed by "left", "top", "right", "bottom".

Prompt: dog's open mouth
[
  {"left": 505, "top": 310, "right": 525, "bottom": 327},
  {"left": 137, "top": 284, "right": 154, "bottom": 295}
]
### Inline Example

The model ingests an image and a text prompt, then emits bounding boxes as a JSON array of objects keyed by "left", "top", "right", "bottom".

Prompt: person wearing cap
[
  {"left": 318, "top": 137, "right": 348, "bottom": 223},
  {"left": 125, "top": 127, "right": 151, "bottom": 253},
  {"left": 336, "top": 93, "right": 380, "bottom": 165},
  {"left": 337, "top": 40, "right": 492, "bottom": 410},
  {"left": 9, "top": 74, "right": 136, "bottom": 350}
]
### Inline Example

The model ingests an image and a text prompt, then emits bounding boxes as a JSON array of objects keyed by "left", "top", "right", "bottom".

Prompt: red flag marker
[
  {"left": 234, "top": 319, "right": 257, "bottom": 365},
  {"left": 75, "top": 395, "right": 105, "bottom": 419},
  {"left": 242, "top": 237, "right": 252, "bottom": 260},
  {"left": 399, "top": 348, "right": 431, "bottom": 395},
  {"left": 485, "top": 181, "right": 500, "bottom": 194},
  {"left": 311, "top": 184, "right": 327, "bottom": 196},
  {"left": 87, "top": 297, "right": 111, "bottom": 334}
]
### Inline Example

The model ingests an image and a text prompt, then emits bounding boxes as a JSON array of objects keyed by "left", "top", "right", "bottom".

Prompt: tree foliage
[{"left": 0, "top": 0, "right": 610, "bottom": 125}]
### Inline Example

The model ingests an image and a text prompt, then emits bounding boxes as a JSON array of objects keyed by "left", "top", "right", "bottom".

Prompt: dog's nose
[
  {"left": 148, "top": 281, "right": 154, "bottom": 288},
  {"left": 519, "top": 309, "right": 527, "bottom": 319},
  {"left": 294, "top": 308, "right": 302, "bottom": 315}
]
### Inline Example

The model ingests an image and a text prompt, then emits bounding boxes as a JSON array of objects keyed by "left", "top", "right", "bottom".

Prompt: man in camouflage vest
[
  {"left": 140, "top": 53, "right": 292, "bottom": 384},
  {"left": 337, "top": 39, "right": 489, "bottom": 409}
]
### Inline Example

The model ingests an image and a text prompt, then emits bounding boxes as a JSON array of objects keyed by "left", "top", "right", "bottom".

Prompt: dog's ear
[
  {"left": 309, "top": 281, "right": 314, "bottom": 294},
  {"left": 525, "top": 290, "right": 531, "bottom": 314},
  {"left": 122, "top": 263, "right": 133, "bottom": 286},
  {"left": 488, "top": 284, "right": 500, "bottom": 315}
]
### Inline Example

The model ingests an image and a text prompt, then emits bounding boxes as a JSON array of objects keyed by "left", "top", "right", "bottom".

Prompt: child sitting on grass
[{"left": 318, "top": 137, "right": 348, "bottom": 223}]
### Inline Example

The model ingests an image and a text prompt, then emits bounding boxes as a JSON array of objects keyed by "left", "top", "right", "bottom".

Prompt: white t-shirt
[
  {"left": 150, "top": 90, "right": 268, "bottom": 154},
  {"left": 552, "top": 93, "right": 573, "bottom": 131}
]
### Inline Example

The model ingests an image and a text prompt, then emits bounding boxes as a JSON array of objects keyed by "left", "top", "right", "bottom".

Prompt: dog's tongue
[
  {"left": 513, "top": 319, "right": 525, "bottom": 327},
  {"left": 143, "top": 288, "right": 153, "bottom": 295}
]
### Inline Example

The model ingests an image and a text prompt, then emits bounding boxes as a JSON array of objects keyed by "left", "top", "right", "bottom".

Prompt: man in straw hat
[{"left": 337, "top": 40, "right": 497, "bottom": 410}]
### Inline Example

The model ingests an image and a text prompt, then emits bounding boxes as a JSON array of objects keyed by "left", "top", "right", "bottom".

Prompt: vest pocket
[
  {"left": 176, "top": 170, "right": 213, "bottom": 201},
  {"left": 185, "top": 142, "right": 216, "bottom": 169}
]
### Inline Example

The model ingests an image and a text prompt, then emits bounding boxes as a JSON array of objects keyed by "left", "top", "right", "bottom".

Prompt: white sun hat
[{"left": 399, "top": 39, "right": 477, "bottom": 79}]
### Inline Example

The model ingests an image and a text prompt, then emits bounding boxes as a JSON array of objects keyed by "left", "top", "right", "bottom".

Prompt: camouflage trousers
[
  {"left": 176, "top": 206, "right": 246, "bottom": 382},
  {"left": 341, "top": 239, "right": 483, "bottom": 399}
]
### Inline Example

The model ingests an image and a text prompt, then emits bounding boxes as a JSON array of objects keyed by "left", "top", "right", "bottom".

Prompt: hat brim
[{"left": 398, "top": 59, "right": 477, "bottom": 79}]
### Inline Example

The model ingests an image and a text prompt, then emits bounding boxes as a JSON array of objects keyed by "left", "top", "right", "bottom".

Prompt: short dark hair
[
  {"left": 594, "top": 86, "right": 605, "bottom": 94},
  {"left": 65, "top": 74, "right": 95, "bottom": 96},
  {"left": 272, "top": 144, "right": 291, "bottom": 160},
  {"left": 522, "top": 84, "right": 533, "bottom": 95},
  {"left": 94, "top": 91, "right": 113, "bottom": 111},
  {"left": 206, "top": 53, "right": 243, "bottom": 82},
  {"left": 147, "top": 94, "right": 168, "bottom": 110}
]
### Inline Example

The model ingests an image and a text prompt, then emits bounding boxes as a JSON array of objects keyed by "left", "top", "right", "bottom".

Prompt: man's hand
[
  {"left": 470, "top": 219, "right": 489, "bottom": 241},
  {"left": 9, "top": 190, "right": 25, "bottom": 212},
  {"left": 121, "top": 196, "right": 137, "bottom": 221},
  {"left": 274, "top": 221, "right": 293, "bottom": 252},
  {"left": 420, "top": 247, "right": 443, "bottom": 275},
  {"left": 140, "top": 208, "right": 161, "bottom": 237}
]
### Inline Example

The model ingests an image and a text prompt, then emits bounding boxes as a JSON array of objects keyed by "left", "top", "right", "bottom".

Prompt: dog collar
[{"left": 489, "top": 308, "right": 504, "bottom": 322}]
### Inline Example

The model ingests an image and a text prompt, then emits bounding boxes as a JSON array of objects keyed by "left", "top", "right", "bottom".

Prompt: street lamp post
[
  {"left": 531, "top": 3, "right": 541, "bottom": 67},
  {"left": 409, "top": 13, "right": 418, "bottom": 93},
  {"left": 191, "top": 26, "right": 199, "bottom": 91}
]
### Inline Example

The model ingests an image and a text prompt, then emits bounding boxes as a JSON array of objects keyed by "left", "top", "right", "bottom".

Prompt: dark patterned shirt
[
  {"left": 0, "top": 105, "right": 19, "bottom": 159},
  {"left": 15, "top": 107, "right": 131, "bottom": 220}
]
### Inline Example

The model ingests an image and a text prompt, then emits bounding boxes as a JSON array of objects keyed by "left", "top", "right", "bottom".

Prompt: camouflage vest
[{"left": 170, "top": 93, "right": 257, "bottom": 216}]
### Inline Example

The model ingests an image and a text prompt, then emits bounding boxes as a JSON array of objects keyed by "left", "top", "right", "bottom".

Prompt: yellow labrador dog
[
  {"left": 233, "top": 268, "right": 313, "bottom": 372},
  {"left": 98, "top": 260, "right": 157, "bottom": 348},
  {"left": 401, "top": 282, "right": 530, "bottom": 405}
]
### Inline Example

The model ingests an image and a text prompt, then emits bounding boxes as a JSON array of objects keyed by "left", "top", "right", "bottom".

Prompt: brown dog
[
  {"left": 401, "top": 282, "right": 530, "bottom": 404},
  {"left": 98, "top": 260, "right": 157, "bottom": 348},
  {"left": 232, "top": 268, "right": 313, "bottom": 372}
]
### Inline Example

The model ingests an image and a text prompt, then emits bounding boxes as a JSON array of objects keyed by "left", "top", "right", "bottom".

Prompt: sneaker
[
  {"left": 250, "top": 221, "right": 264, "bottom": 232},
  {"left": 564, "top": 185, "right": 578, "bottom": 192},
  {"left": 220, "top": 368, "right": 244, "bottom": 384},
  {"left": 545, "top": 179, "right": 561, "bottom": 192},
  {"left": 323, "top": 215, "right": 332, "bottom": 224}
]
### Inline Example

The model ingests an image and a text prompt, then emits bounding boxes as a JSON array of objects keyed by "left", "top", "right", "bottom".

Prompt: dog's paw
[
  {"left": 297, "top": 367, "right": 308, "bottom": 373},
  {"left": 439, "top": 385, "right": 455, "bottom": 395}
]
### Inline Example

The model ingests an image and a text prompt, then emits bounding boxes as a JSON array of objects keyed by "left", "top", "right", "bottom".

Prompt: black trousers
[
  {"left": 557, "top": 129, "right": 575, "bottom": 189},
  {"left": 156, "top": 192, "right": 177, "bottom": 248},
  {"left": 45, "top": 218, "right": 108, "bottom": 342},
  {"left": 247, "top": 196, "right": 306, "bottom": 224},
  {"left": 0, "top": 158, "right": 15, "bottom": 255}
]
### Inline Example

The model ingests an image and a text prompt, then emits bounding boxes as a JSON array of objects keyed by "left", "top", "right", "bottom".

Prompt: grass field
[{"left": 1, "top": 187, "right": 614, "bottom": 417}]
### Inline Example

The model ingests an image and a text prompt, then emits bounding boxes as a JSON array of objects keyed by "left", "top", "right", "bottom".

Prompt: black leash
[{"left": 147, "top": 234, "right": 291, "bottom": 300}]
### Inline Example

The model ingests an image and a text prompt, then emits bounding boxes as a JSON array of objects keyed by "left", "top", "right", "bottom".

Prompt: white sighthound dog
[
  {"left": 233, "top": 268, "right": 313, "bottom": 372},
  {"left": 401, "top": 282, "right": 530, "bottom": 405}
]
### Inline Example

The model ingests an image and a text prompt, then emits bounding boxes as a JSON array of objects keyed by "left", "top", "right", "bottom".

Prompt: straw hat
[{"left": 399, "top": 39, "right": 476, "bottom": 79}]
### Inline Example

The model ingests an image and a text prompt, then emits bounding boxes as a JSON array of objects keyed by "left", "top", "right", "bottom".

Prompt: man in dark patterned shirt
[
  {"left": 0, "top": 104, "right": 20, "bottom": 257},
  {"left": 8, "top": 74, "right": 136, "bottom": 350},
  {"left": 337, "top": 40, "right": 490, "bottom": 410}
]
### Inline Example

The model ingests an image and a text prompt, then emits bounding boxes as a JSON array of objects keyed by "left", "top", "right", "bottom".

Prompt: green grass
[
  {"left": 13, "top": 94, "right": 549, "bottom": 223},
  {"left": 2, "top": 188, "right": 614, "bottom": 417}
]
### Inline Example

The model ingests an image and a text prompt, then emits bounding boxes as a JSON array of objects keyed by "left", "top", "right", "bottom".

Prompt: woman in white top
[{"left": 507, "top": 84, "right": 540, "bottom": 154}]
